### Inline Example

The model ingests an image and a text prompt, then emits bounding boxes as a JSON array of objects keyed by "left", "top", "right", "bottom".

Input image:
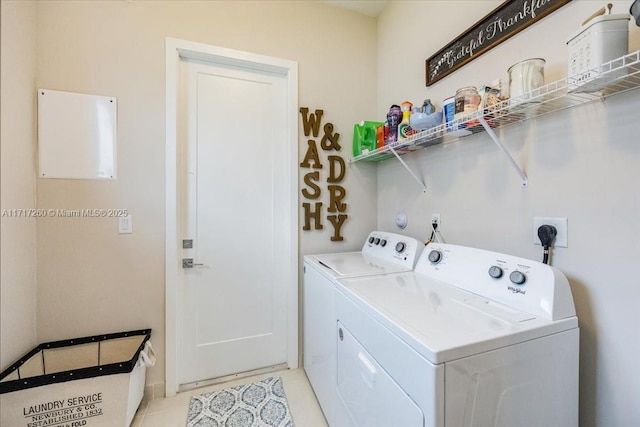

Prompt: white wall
[
  {"left": 33, "top": 0, "right": 377, "bottom": 389},
  {"left": 375, "top": 1, "right": 640, "bottom": 426},
  {"left": 0, "top": 0, "right": 38, "bottom": 371}
]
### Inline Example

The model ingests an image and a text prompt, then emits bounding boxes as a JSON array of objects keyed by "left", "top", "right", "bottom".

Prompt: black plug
[
  {"left": 425, "top": 221, "right": 439, "bottom": 245},
  {"left": 537, "top": 225, "right": 557, "bottom": 264}
]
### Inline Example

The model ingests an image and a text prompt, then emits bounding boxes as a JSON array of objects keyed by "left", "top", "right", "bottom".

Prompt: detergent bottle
[
  {"left": 353, "top": 120, "right": 384, "bottom": 156},
  {"left": 385, "top": 105, "right": 403, "bottom": 145},
  {"left": 422, "top": 99, "right": 435, "bottom": 115},
  {"left": 398, "top": 101, "right": 414, "bottom": 141}
]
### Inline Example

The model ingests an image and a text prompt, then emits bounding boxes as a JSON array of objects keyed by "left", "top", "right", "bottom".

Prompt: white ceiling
[{"left": 322, "top": 0, "right": 389, "bottom": 18}]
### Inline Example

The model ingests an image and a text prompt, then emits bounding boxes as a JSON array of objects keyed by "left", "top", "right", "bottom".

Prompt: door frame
[{"left": 165, "top": 37, "right": 299, "bottom": 397}]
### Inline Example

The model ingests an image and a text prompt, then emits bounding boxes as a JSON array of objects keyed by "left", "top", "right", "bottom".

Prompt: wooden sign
[
  {"left": 426, "top": 0, "right": 571, "bottom": 86},
  {"left": 299, "top": 108, "right": 348, "bottom": 242}
]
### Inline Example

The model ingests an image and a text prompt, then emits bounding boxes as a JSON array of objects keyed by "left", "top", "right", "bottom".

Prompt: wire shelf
[{"left": 350, "top": 50, "right": 640, "bottom": 164}]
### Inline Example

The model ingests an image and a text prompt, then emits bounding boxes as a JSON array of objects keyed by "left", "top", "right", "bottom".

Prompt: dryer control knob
[
  {"left": 374, "top": 238, "right": 381, "bottom": 245},
  {"left": 509, "top": 271, "right": 527, "bottom": 285},
  {"left": 368, "top": 237, "right": 375, "bottom": 244},
  {"left": 488, "top": 266, "right": 503, "bottom": 279},
  {"left": 380, "top": 239, "right": 387, "bottom": 247},
  {"left": 395, "top": 242, "right": 406, "bottom": 253},
  {"left": 428, "top": 250, "right": 442, "bottom": 264}
]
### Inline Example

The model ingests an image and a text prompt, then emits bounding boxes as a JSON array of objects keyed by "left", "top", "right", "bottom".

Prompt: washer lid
[
  {"left": 337, "top": 272, "right": 578, "bottom": 364},
  {"left": 308, "top": 252, "right": 411, "bottom": 278}
]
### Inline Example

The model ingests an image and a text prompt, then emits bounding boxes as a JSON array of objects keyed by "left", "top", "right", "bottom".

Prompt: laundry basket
[{"left": 0, "top": 329, "right": 154, "bottom": 427}]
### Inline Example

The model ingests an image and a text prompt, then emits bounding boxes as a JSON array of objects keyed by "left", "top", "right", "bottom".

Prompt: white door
[{"left": 177, "top": 57, "right": 291, "bottom": 386}]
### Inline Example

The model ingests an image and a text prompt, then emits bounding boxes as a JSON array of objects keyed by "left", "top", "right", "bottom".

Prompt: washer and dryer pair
[
  {"left": 303, "top": 232, "right": 579, "bottom": 427},
  {"left": 303, "top": 231, "right": 424, "bottom": 425}
]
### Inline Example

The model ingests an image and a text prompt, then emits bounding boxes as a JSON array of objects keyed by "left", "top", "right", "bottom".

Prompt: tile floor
[{"left": 132, "top": 368, "right": 328, "bottom": 427}]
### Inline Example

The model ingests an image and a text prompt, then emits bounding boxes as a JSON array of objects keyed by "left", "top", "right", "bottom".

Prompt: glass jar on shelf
[{"left": 454, "top": 86, "right": 481, "bottom": 121}]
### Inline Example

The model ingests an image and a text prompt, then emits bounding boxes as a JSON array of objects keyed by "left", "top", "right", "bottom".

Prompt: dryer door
[
  {"left": 336, "top": 322, "right": 424, "bottom": 427},
  {"left": 303, "top": 262, "right": 337, "bottom": 424}
]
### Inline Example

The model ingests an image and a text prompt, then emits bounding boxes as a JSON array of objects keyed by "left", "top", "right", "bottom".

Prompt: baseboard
[{"left": 144, "top": 382, "right": 166, "bottom": 401}]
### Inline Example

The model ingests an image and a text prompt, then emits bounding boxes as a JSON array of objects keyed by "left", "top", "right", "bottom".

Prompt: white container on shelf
[
  {"left": 567, "top": 14, "right": 630, "bottom": 92},
  {"left": 508, "top": 58, "right": 545, "bottom": 108}
]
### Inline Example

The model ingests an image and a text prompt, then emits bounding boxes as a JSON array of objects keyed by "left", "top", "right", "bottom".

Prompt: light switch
[{"left": 118, "top": 214, "right": 132, "bottom": 234}]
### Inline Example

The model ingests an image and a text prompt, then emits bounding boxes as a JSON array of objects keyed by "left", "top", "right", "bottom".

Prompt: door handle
[
  {"left": 357, "top": 351, "right": 377, "bottom": 388},
  {"left": 182, "top": 258, "right": 205, "bottom": 269}
]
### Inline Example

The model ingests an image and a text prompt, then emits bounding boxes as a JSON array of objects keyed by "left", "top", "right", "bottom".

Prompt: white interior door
[{"left": 177, "top": 57, "right": 291, "bottom": 386}]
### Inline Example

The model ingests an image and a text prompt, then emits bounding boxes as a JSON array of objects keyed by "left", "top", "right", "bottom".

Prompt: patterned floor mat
[{"left": 186, "top": 376, "right": 295, "bottom": 427}]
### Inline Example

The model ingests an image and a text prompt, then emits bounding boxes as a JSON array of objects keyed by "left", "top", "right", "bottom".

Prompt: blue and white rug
[{"left": 186, "top": 377, "right": 295, "bottom": 427}]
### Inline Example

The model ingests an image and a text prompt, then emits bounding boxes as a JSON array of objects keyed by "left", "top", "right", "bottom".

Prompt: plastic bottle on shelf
[
  {"left": 385, "top": 104, "right": 402, "bottom": 145},
  {"left": 422, "top": 99, "right": 435, "bottom": 115},
  {"left": 398, "top": 101, "right": 414, "bottom": 141},
  {"left": 410, "top": 105, "right": 428, "bottom": 131},
  {"left": 410, "top": 105, "right": 443, "bottom": 131},
  {"left": 353, "top": 120, "right": 384, "bottom": 156}
]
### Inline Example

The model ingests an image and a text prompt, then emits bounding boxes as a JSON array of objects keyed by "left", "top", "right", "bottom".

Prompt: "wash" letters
[{"left": 299, "top": 107, "right": 347, "bottom": 241}]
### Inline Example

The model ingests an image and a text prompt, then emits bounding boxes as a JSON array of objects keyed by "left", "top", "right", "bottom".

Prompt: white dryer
[
  {"left": 303, "top": 231, "right": 423, "bottom": 426},
  {"left": 334, "top": 243, "right": 579, "bottom": 427}
]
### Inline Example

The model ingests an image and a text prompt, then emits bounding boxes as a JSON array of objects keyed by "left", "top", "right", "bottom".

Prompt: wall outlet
[
  {"left": 431, "top": 213, "right": 441, "bottom": 231},
  {"left": 533, "top": 217, "right": 567, "bottom": 247}
]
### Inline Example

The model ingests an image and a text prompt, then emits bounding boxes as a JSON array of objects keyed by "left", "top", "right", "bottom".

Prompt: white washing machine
[
  {"left": 334, "top": 243, "right": 579, "bottom": 427},
  {"left": 303, "top": 231, "right": 423, "bottom": 426}
]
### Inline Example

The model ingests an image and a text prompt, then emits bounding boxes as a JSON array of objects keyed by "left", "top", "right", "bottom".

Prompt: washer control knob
[
  {"left": 395, "top": 242, "right": 406, "bottom": 253},
  {"left": 374, "top": 238, "right": 381, "bottom": 245},
  {"left": 380, "top": 239, "right": 387, "bottom": 247},
  {"left": 488, "top": 266, "right": 503, "bottom": 279},
  {"left": 428, "top": 250, "right": 443, "bottom": 264},
  {"left": 509, "top": 271, "right": 527, "bottom": 285},
  {"left": 368, "top": 237, "right": 375, "bottom": 244}
]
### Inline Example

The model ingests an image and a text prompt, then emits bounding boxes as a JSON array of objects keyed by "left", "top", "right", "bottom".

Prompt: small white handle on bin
[{"left": 140, "top": 341, "right": 156, "bottom": 367}]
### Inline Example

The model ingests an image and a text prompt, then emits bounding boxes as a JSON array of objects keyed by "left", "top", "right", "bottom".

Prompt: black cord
[
  {"left": 425, "top": 221, "right": 438, "bottom": 245},
  {"left": 537, "top": 225, "right": 557, "bottom": 264}
]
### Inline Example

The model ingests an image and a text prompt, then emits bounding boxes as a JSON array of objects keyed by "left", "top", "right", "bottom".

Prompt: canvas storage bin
[{"left": 0, "top": 329, "right": 154, "bottom": 427}]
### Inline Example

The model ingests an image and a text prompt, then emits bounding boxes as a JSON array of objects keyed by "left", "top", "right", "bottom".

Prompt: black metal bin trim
[{"left": 0, "top": 329, "right": 151, "bottom": 394}]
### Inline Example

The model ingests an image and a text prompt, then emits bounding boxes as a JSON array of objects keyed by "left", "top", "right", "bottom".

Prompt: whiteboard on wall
[{"left": 38, "top": 89, "right": 117, "bottom": 179}]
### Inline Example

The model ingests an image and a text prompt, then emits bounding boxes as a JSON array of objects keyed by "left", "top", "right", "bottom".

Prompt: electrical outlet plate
[
  {"left": 431, "top": 213, "right": 441, "bottom": 231},
  {"left": 533, "top": 217, "right": 567, "bottom": 247}
]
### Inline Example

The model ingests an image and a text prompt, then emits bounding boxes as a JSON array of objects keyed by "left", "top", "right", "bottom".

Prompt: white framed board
[{"left": 38, "top": 89, "right": 117, "bottom": 179}]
